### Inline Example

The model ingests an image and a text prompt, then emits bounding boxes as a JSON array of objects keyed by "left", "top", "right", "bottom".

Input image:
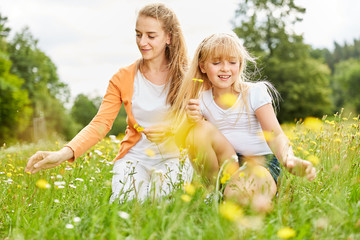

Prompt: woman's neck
[
  {"left": 141, "top": 57, "right": 169, "bottom": 73},
  {"left": 140, "top": 57, "right": 169, "bottom": 85}
]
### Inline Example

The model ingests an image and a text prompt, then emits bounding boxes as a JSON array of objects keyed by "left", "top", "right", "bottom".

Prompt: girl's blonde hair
[
  {"left": 138, "top": 3, "right": 188, "bottom": 106},
  {"left": 169, "top": 33, "right": 279, "bottom": 125}
]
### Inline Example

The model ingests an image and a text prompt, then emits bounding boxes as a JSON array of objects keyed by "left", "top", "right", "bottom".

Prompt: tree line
[
  {"left": 0, "top": 14, "right": 126, "bottom": 146},
  {"left": 1, "top": 0, "right": 360, "bottom": 145}
]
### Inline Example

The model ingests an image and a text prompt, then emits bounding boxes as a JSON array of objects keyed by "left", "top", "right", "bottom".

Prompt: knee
[{"left": 185, "top": 121, "right": 217, "bottom": 146}]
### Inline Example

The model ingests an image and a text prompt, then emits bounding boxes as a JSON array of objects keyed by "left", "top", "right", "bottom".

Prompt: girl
[
  {"left": 170, "top": 33, "right": 316, "bottom": 210},
  {"left": 25, "top": 3, "right": 193, "bottom": 202}
]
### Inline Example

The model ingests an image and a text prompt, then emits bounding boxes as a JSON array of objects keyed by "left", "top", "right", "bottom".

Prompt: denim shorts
[{"left": 236, "top": 153, "right": 281, "bottom": 185}]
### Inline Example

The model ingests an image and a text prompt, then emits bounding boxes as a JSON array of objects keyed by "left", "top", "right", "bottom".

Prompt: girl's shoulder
[{"left": 245, "top": 81, "right": 270, "bottom": 96}]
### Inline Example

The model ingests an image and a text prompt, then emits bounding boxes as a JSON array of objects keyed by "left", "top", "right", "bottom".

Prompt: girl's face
[
  {"left": 200, "top": 57, "right": 240, "bottom": 93},
  {"left": 135, "top": 16, "right": 170, "bottom": 62}
]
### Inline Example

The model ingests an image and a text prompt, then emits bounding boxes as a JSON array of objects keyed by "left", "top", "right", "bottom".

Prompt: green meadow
[{"left": 1, "top": 112, "right": 359, "bottom": 240}]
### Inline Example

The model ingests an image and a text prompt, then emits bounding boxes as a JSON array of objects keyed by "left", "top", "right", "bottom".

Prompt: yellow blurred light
[{"left": 277, "top": 227, "right": 296, "bottom": 239}]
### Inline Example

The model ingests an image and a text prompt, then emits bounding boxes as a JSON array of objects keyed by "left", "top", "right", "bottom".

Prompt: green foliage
[
  {"left": 0, "top": 14, "right": 10, "bottom": 51},
  {"left": 265, "top": 57, "right": 333, "bottom": 122},
  {"left": 233, "top": 0, "right": 333, "bottom": 122},
  {"left": 5, "top": 27, "right": 78, "bottom": 141},
  {"left": 71, "top": 94, "right": 99, "bottom": 127},
  {"left": 71, "top": 93, "right": 128, "bottom": 137},
  {"left": 332, "top": 59, "right": 360, "bottom": 112},
  {"left": 0, "top": 51, "right": 32, "bottom": 145}
]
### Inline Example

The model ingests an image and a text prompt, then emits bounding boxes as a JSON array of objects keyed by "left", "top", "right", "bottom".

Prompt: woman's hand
[
  {"left": 186, "top": 99, "right": 202, "bottom": 123},
  {"left": 284, "top": 156, "right": 316, "bottom": 181},
  {"left": 143, "top": 125, "right": 172, "bottom": 143},
  {"left": 25, "top": 147, "right": 74, "bottom": 174}
]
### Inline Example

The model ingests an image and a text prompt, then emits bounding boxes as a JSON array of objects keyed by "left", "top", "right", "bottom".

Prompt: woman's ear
[{"left": 166, "top": 34, "right": 171, "bottom": 45}]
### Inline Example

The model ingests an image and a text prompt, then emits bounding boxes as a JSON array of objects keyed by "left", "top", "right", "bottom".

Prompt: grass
[{"left": 0, "top": 111, "right": 359, "bottom": 239}]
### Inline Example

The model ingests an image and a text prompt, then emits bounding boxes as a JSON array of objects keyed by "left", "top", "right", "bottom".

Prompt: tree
[
  {"left": 0, "top": 14, "right": 10, "bottom": 51},
  {"left": 71, "top": 94, "right": 99, "bottom": 126},
  {"left": 7, "top": 27, "right": 77, "bottom": 140},
  {"left": 0, "top": 51, "right": 32, "bottom": 144},
  {"left": 71, "top": 93, "right": 128, "bottom": 137},
  {"left": 332, "top": 59, "right": 360, "bottom": 112},
  {"left": 233, "top": 0, "right": 333, "bottom": 121}
]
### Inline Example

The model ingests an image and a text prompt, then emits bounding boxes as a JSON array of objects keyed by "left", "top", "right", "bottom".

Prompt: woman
[{"left": 25, "top": 3, "right": 193, "bottom": 202}]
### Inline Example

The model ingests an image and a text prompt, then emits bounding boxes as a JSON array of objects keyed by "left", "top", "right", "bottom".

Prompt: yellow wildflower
[
  {"left": 219, "top": 201, "right": 243, "bottom": 221},
  {"left": 36, "top": 179, "right": 51, "bottom": 189},
  {"left": 277, "top": 227, "right": 296, "bottom": 239},
  {"left": 353, "top": 117, "right": 359, "bottom": 121},
  {"left": 6, "top": 173, "right": 12, "bottom": 178},
  {"left": 307, "top": 155, "right": 320, "bottom": 166},
  {"left": 239, "top": 172, "right": 245, "bottom": 178},
  {"left": 184, "top": 183, "right": 196, "bottom": 195},
  {"left": 310, "top": 141, "right": 317, "bottom": 146},
  {"left": 304, "top": 117, "right": 322, "bottom": 131},
  {"left": 302, "top": 150, "right": 310, "bottom": 156},
  {"left": 145, "top": 149, "right": 155, "bottom": 157},
  {"left": 219, "top": 93, "right": 238, "bottom": 108},
  {"left": 220, "top": 172, "right": 231, "bottom": 184},
  {"left": 181, "top": 194, "right": 192, "bottom": 202},
  {"left": 334, "top": 138, "right": 341, "bottom": 143}
]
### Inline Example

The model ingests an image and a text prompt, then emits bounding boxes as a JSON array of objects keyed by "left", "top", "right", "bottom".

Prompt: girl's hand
[
  {"left": 25, "top": 147, "right": 74, "bottom": 174},
  {"left": 143, "top": 125, "right": 172, "bottom": 143},
  {"left": 186, "top": 99, "right": 202, "bottom": 123},
  {"left": 284, "top": 156, "right": 316, "bottom": 181}
]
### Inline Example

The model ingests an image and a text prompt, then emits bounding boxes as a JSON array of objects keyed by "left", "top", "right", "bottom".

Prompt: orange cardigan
[{"left": 66, "top": 61, "right": 141, "bottom": 163}]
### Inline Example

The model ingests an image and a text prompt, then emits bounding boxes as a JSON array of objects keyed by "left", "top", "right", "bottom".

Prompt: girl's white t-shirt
[
  {"left": 200, "top": 82, "right": 273, "bottom": 156},
  {"left": 120, "top": 71, "right": 179, "bottom": 166}
]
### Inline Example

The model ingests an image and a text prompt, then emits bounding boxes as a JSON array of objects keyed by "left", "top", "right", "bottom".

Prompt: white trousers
[{"left": 110, "top": 158, "right": 193, "bottom": 203}]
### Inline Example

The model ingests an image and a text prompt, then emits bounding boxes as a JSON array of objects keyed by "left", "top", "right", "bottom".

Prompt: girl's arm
[
  {"left": 256, "top": 103, "right": 316, "bottom": 181},
  {"left": 172, "top": 99, "right": 203, "bottom": 147}
]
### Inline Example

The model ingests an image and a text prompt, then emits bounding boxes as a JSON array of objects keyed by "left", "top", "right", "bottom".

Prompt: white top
[
  {"left": 200, "top": 82, "right": 273, "bottom": 156},
  {"left": 120, "top": 71, "right": 179, "bottom": 166}
]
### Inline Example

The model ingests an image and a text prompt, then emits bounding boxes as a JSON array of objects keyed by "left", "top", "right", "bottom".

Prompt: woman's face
[{"left": 135, "top": 16, "right": 170, "bottom": 61}]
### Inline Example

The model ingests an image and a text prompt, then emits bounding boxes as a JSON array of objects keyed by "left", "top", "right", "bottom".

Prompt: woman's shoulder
[{"left": 111, "top": 61, "right": 138, "bottom": 82}]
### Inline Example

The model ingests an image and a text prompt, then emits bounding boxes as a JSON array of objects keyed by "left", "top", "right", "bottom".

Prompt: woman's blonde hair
[
  {"left": 138, "top": 3, "right": 188, "bottom": 106},
  {"left": 169, "top": 33, "right": 279, "bottom": 126}
]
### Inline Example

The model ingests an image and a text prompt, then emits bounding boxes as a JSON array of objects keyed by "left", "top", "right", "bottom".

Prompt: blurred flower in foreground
[
  {"left": 73, "top": 217, "right": 81, "bottom": 223},
  {"left": 36, "top": 179, "right": 51, "bottom": 189},
  {"left": 65, "top": 223, "right": 74, "bottom": 229},
  {"left": 145, "top": 148, "right": 155, "bottom": 157},
  {"left": 219, "top": 201, "right": 243, "bottom": 222},
  {"left": 184, "top": 183, "right": 196, "bottom": 195},
  {"left": 307, "top": 155, "right": 320, "bottom": 166},
  {"left": 181, "top": 194, "right": 192, "bottom": 202},
  {"left": 219, "top": 93, "right": 237, "bottom": 108},
  {"left": 118, "top": 211, "right": 130, "bottom": 220},
  {"left": 304, "top": 117, "right": 323, "bottom": 131},
  {"left": 260, "top": 131, "right": 275, "bottom": 142},
  {"left": 252, "top": 166, "right": 267, "bottom": 178},
  {"left": 277, "top": 227, "right": 296, "bottom": 239}
]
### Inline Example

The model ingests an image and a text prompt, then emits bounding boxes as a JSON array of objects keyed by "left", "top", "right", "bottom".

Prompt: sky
[{"left": 1, "top": 0, "right": 360, "bottom": 102}]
